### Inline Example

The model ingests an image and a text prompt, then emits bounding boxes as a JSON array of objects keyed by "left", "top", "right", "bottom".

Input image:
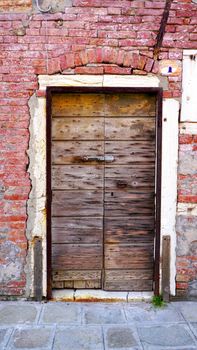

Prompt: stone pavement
[{"left": 0, "top": 301, "right": 197, "bottom": 350}]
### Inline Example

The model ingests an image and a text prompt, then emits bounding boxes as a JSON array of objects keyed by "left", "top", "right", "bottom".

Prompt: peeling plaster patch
[
  {"left": 176, "top": 215, "right": 197, "bottom": 256},
  {"left": 178, "top": 145, "right": 197, "bottom": 176},
  {"left": 26, "top": 94, "right": 47, "bottom": 298},
  {"left": 0, "top": 241, "right": 23, "bottom": 283},
  {"left": 33, "top": 0, "right": 72, "bottom": 13},
  {"left": 180, "top": 123, "right": 197, "bottom": 135},
  {"left": 177, "top": 203, "right": 197, "bottom": 216}
]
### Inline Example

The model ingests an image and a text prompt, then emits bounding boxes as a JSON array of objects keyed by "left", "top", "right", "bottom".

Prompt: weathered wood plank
[
  {"left": 162, "top": 235, "right": 171, "bottom": 302},
  {"left": 52, "top": 141, "right": 104, "bottom": 165},
  {"left": 105, "top": 227, "right": 154, "bottom": 244},
  {"left": 52, "top": 217, "right": 102, "bottom": 244},
  {"left": 104, "top": 215, "right": 155, "bottom": 235},
  {"left": 105, "top": 190, "right": 155, "bottom": 217},
  {"left": 52, "top": 93, "right": 156, "bottom": 117},
  {"left": 52, "top": 270, "right": 101, "bottom": 281},
  {"left": 105, "top": 170, "right": 155, "bottom": 190},
  {"left": 52, "top": 244, "right": 103, "bottom": 270},
  {"left": 52, "top": 117, "right": 104, "bottom": 140},
  {"left": 104, "top": 269, "right": 153, "bottom": 290},
  {"left": 105, "top": 269, "right": 153, "bottom": 281},
  {"left": 52, "top": 190, "right": 103, "bottom": 217},
  {"left": 105, "top": 118, "right": 155, "bottom": 140},
  {"left": 105, "top": 141, "right": 155, "bottom": 165},
  {"left": 105, "top": 244, "right": 154, "bottom": 269},
  {"left": 104, "top": 269, "right": 153, "bottom": 291},
  {"left": 52, "top": 165, "right": 103, "bottom": 190}
]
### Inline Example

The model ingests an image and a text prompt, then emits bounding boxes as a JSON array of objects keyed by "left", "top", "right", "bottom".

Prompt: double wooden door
[{"left": 50, "top": 90, "right": 157, "bottom": 291}]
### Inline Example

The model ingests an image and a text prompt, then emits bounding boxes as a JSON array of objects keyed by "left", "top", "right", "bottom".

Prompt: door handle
[{"left": 82, "top": 155, "right": 115, "bottom": 162}]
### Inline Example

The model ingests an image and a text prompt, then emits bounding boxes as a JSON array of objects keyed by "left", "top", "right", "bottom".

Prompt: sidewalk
[{"left": 0, "top": 300, "right": 197, "bottom": 349}]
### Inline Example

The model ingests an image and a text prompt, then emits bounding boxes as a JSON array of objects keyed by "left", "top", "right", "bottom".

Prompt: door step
[{"left": 52, "top": 289, "right": 153, "bottom": 302}]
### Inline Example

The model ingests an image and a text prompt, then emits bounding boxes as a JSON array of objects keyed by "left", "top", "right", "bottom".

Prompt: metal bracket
[
  {"left": 82, "top": 155, "right": 115, "bottom": 162},
  {"left": 36, "top": 0, "right": 52, "bottom": 13}
]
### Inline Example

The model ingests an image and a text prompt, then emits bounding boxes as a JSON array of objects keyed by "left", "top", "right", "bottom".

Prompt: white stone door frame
[{"left": 27, "top": 74, "right": 179, "bottom": 298}]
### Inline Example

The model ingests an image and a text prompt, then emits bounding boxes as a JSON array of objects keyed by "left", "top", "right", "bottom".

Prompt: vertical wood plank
[
  {"left": 162, "top": 235, "right": 171, "bottom": 302},
  {"left": 34, "top": 237, "right": 43, "bottom": 301}
]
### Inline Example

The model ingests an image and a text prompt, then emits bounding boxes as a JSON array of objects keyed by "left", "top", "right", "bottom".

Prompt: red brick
[
  {"left": 75, "top": 66, "right": 104, "bottom": 74},
  {"left": 144, "top": 58, "right": 154, "bottom": 72},
  {"left": 95, "top": 48, "right": 103, "bottom": 63},
  {"left": 179, "top": 135, "right": 193, "bottom": 144},
  {"left": 87, "top": 49, "right": 97, "bottom": 63},
  {"left": 178, "top": 195, "right": 197, "bottom": 203},
  {"left": 104, "top": 66, "right": 131, "bottom": 74}
]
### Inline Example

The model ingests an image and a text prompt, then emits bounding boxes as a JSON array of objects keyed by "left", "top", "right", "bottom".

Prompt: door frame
[{"left": 46, "top": 86, "right": 163, "bottom": 299}]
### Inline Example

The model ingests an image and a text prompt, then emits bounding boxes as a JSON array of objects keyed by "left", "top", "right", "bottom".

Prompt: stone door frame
[{"left": 27, "top": 74, "right": 179, "bottom": 298}]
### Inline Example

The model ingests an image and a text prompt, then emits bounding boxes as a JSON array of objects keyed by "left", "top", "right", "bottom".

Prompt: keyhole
[{"left": 111, "top": 192, "right": 114, "bottom": 197}]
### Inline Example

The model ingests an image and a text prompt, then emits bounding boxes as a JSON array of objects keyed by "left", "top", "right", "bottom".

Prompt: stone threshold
[{"left": 52, "top": 289, "right": 153, "bottom": 302}]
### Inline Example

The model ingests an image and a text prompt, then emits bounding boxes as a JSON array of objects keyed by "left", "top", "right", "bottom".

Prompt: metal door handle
[{"left": 82, "top": 155, "right": 114, "bottom": 162}]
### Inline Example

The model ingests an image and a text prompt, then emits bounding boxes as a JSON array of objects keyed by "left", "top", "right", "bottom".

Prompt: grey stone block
[
  {"left": 8, "top": 326, "right": 54, "bottom": 350},
  {"left": 0, "top": 328, "right": 13, "bottom": 349},
  {"left": 190, "top": 323, "right": 197, "bottom": 338},
  {"left": 188, "top": 280, "right": 197, "bottom": 299},
  {"left": 172, "top": 302, "right": 197, "bottom": 322},
  {"left": 125, "top": 304, "right": 184, "bottom": 323},
  {"left": 53, "top": 326, "right": 104, "bottom": 350},
  {"left": 176, "top": 215, "right": 197, "bottom": 256},
  {"left": 83, "top": 305, "right": 126, "bottom": 324},
  {"left": 138, "top": 324, "right": 195, "bottom": 349},
  {"left": 40, "top": 302, "right": 81, "bottom": 324},
  {"left": 104, "top": 326, "right": 140, "bottom": 350},
  {"left": 0, "top": 304, "right": 38, "bottom": 325}
]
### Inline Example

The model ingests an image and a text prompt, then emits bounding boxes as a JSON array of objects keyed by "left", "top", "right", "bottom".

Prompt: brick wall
[
  {"left": 0, "top": 0, "right": 197, "bottom": 297},
  {"left": 176, "top": 135, "right": 197, "bottom": 298}
]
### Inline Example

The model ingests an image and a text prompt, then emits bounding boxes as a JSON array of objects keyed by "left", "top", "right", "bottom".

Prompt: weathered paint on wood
[
  {"left": 52, "top": 141, "right": 104, "bottom": 165},
  {"left": 52, "top": 165, "right": 103, "bottom": 190},
  {"left": 105, "top": 141, "right": 155, "bottom": 165},
  {"left": 105, "top": 118, "right": 155, "bottom": 140},
  {"left": 52, "top": 117, "right": 104, "bottom": 140},
  {"left": 52, "top": 93, "right": 156, "bottom": 117}
]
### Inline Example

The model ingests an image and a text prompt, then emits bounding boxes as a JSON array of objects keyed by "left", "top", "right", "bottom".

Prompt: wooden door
[{"left": 50, "top": 91, "right": 157, "bottom": 291}]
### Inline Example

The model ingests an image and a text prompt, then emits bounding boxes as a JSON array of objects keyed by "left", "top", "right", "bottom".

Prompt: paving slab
[
  {"left": 172, "top": 302, "right": 197, "bottom": 322},
  {"left": 103, "top": 325, "right": 142, "bottom": 350},
  {"left": 40, "top": 302, "right": 81, "bottom": 325},
  {"left": 137, "top": 324, "right": 196, "bottom": 350},
  {"left": 7, "top": 326, "right": 55, "bottom": 350},
  {"left": 189, "top": 322, "right": 197, "bottom": 338},
  {"left": 0, "top": 304, "right": 40, "bottom": 325},
  {"left": 53, "top": 326, "right": 104, "bottom": 350},
  {"left": 0, "top": 328, "right": 13, "bottom": 349},
  {"left": 125, "top": 303, "right": 184, "bottom": 324},
  {"left": 83, "top": 304, "right": 126, "bottom": 324}
]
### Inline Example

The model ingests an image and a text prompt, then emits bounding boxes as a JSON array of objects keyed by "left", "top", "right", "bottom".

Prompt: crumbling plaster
[{"left": 26, "top": 74, "right": 179, "bottom": 297}]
